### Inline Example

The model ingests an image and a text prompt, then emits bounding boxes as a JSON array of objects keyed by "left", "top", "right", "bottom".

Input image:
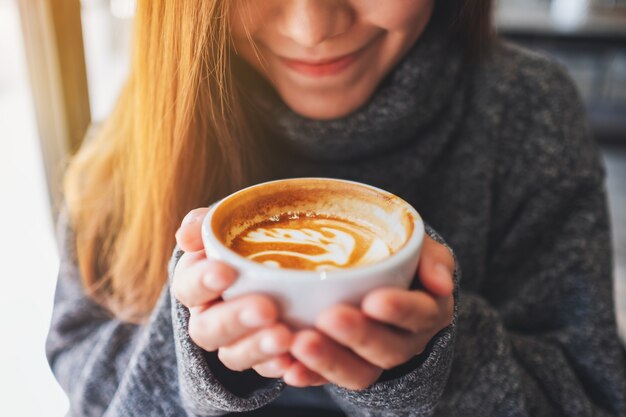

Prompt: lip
[{"left": 278, "top": 45, "right": 368, "bottom": 77}]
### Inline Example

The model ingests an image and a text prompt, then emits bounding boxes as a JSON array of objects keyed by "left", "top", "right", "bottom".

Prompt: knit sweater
[{"left": 46, "top": 19, "right": 626, "bottom": 417}]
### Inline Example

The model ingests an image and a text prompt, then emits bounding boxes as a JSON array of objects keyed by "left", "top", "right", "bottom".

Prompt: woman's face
[{"left": 230, "top": 0, "right": 435, "bottom": 120}]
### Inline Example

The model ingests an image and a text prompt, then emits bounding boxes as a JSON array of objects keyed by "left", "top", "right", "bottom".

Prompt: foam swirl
[{"left": 233, "top": 217, "right": 390, "bottom": 271}]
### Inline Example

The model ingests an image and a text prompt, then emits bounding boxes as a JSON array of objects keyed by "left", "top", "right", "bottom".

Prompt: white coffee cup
[{"left": 201, "top": 177, "right": 424, "bottom": 329}]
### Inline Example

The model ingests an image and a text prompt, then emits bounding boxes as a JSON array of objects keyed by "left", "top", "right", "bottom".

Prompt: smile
[{"left": 277, "top": 40, "right": 375, "bottom": 77}]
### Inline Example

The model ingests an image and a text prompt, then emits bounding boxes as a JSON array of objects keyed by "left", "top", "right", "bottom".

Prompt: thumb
[
  {"left": 175, "top": 207, "right": 212, "bottom": 252},
  {"left": 416, "top": 234, "right": 455, "bottom": 297}
]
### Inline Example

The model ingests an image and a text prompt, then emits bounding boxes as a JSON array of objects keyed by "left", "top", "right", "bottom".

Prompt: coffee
[
  {"left": 209, "top": 178, "right": 414, "bottom": 272},
  {"left": 229, "top": 212, "right": 392, "bottom": 271}
]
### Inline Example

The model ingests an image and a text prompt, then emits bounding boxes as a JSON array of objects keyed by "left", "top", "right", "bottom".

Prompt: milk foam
[{"left": 240, "top": 218, "right": 390, "bottom": 270}]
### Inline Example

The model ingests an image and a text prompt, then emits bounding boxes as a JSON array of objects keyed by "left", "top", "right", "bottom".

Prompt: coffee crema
[{"left": 229, "top": 212, "right": 392, "bottom": 271}]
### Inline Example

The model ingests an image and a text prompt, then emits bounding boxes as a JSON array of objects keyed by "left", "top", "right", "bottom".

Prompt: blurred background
[{"left": 0, "top": 0, "right": 624, "bottom": 415}]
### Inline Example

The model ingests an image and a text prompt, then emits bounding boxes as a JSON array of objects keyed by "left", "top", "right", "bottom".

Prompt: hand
[
  {"left": 283, "top": 235, "right": 455, "bottom": 390},
  {"left": 172, "top": 208, "right": 296, "bottom": 376}
]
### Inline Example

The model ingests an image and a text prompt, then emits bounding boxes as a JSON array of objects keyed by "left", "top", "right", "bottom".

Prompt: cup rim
[{"left": 201, "top": 177, "right": 424, "bottom": 280}]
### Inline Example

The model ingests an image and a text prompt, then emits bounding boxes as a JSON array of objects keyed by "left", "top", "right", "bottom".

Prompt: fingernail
[
  {"left": 260, "top": 335, "right": 282, "bottom": 354},
  {"left": 265, "top": 357, "right": 286, "bottom": 373},
  {"left": 435, "top": 263, "right": 455, "bottom": 294},
  {"left": 182, "top": 212, "right": 201, "bottom": 226},
  {"left": 435, "top": 264, "right": 453, "bottom": 281},
  {"left": 240, "top": 306, "right": 272, "bottom": 328},
  {"left": 329, "top": 315, "right": 354, "bottom": 335},
  {"left": 202, "top": 272, "right": 229, "bottom": 291},
  {"left": 303, "top": 338, "right": 323, "bottom": 358}
]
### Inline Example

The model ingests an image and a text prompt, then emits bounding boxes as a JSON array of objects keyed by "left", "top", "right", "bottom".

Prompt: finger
[
  {"left": 362, "top": 287, "right": 453, "bottom": 333},
  {"left": 218, "top": 324, "right": 293, "bottom": 372},
  {"left": 175, "top": 249, "right": 206, "bottom": 269},
  {"left": 172, "top": 256, "right": 237, "bottom": 308},
  {"left": 283, "top": 361, "right": 329, "bottom": 387},
  {"left": 290, "top": 330, "right": 382, "bottom": 391},
  {"left": 175, "top": 207, "right": 212, "bottom": 252},
  {"left": 316, "top": 304, "right": 422, "bottom": 370},
  {"left": 188, "top": 294, "right": 278, "bottom": 352},
  {"left": 253, "top": 353, "right": 295, "bottom": 379},
  {"left": 417, "top": 235, "right": 455, "bottom": 297}
]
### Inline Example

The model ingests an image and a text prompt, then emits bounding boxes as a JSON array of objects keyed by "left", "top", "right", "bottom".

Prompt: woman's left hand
[{"left": 254, "top": 235, "right": 455, "bottom": 390}]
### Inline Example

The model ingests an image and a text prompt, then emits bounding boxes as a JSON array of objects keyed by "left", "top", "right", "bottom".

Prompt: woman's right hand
[{"left": 172, "top": 208, "right": 303, "bottom": 379}]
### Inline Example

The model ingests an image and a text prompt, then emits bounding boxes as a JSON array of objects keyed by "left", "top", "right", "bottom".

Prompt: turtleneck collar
[{"left": 236, "top": 14, "right": 465, "bottom": 163}]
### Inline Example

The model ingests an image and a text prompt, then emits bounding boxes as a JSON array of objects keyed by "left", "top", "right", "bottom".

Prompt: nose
[{"left": 277, "top": 0, "right": 354, "bottom": 48}]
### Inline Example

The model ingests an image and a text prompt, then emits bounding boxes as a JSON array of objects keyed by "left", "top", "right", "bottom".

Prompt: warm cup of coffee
[{"left": 201, "top": 178, "right": 424, "bottom": 328}]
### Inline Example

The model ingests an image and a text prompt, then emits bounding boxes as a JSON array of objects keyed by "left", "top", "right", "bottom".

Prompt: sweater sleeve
[
  {"left": 317, "top": 58, "right": 626, "bottom": 416},
  {"left": 45, "top": 208, "right": 284, "bottom": 417}
]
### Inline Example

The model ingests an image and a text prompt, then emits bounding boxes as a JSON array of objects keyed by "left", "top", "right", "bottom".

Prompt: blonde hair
[{"left": 63, "top": 0, "right": 265, "bottom": 322}]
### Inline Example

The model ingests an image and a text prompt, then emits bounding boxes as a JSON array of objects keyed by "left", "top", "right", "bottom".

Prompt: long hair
[{"left": 63, "top": 0, "right": 493, "bottom": 322}]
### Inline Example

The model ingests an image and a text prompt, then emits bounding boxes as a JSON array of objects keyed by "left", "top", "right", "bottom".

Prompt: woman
[{"left": 48, "top": 0, "right": 626, "bottom": 416}]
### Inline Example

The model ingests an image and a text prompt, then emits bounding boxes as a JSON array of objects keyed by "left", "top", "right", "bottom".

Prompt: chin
[{"left": 279, "top": 88, "right": 375, "bottom": 121}]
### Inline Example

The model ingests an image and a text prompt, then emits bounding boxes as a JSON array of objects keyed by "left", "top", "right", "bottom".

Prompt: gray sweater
[{"left": 47, "top": 22, "right": 626, "bottom": 417}]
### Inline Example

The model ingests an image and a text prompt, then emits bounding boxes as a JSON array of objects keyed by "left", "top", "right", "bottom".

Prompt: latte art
[{"left": 229, "top": 214, "right": 391, "bottom": 271}]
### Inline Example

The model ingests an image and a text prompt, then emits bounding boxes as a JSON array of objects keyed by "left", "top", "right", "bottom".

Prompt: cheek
[{"left": 353, "top": 0, "right": 434, "bottom": 32}]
